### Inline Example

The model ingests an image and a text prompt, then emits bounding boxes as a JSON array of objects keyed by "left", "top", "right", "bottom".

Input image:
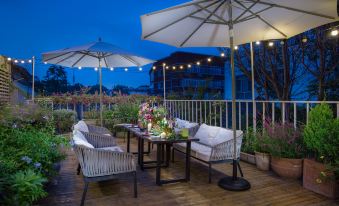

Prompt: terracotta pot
[
  {"left": 240, "top": 152, "right": 256, "bottom": 165},
  {"left": 255, "top": 151, "right": 270, "bottom": 171},
  {"left": 271, "top": 157, "right": 302, "bottom": 179},
  {"left": 303, "top": 159, "right": 339, "bottom": 199}
]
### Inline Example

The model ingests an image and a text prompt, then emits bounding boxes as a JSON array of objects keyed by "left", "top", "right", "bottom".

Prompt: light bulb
[
  {"left": 14, "top": 60, "right": 18, "bottom": 63},
  {"left": 188, "top": 64, "right": 191, "bottom": 68},
  {"left": 207, "top": 58, "right": 211, "bottom": 62},
  {"left": 221, "top": 53, "right": 225, "bottom": 57},
  {"left": 166, "top": 66, "right": 169, "bottom": 69},
  {"left": 196, "top": 61, "right": 200, "bottom": 65},
  {"left": 162, "top": 63, "right": 166, "bottom": 66},
  {"left": 268, "top": 42, "right": 274, "bottom": 47},
  {"left": 110, "top": 67, "right": 114, "bottom": 71},
  {"left": 21, "top": 60, "right": 25, "bottom": 64},
  {"left": 94, "top": 67, "right": 98, "bottom": 71},
  {"left": 28, "top": 59, "right": 32, "bottom": 63},
  {"left": 180, "top": 65, "right": 183, "bottom": 69},
  {"left": 44, "top": 61, "right": 47, "bottom": 64},
  {"left": 139, "top": 67, "right": 142, "bottom": 71},
  {"left": 78, "top": 66, "right": 82, "bottom": 70},
  {"left": 125, "top": 68, "right": 128, "bottom": 71},
  {"left": 331, "top": 29, "right": 338, "bottom": 36},
  {"left": 152, "top": 66, "right": 156, "bottom": 70},
  {"left": 255, "top": 41, "right": 260, "bottom": 45},
  {"left": 7, "top": 57, "right": 11, "bottom": 61},
  {"left": 234, "top": 46, "right": 238, "bottom": 50},
  {"left": 172, "top": 66, "right": 176, "bottom": 70}
]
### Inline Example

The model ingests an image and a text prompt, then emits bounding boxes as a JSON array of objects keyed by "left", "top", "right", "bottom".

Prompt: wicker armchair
[
  {"left": 72, "top": 140, "right": 137, "bottom": 206},
  {"left": 87, "top": 124, "right": 112, "bottom": 136}
]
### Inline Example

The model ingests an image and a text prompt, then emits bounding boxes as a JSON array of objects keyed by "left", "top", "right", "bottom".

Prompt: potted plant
[
  {"left": 240, "top": 127, "right": 256, "bottom": 165},
  {"left": 254, "top": 128, "right": 270, "bottom": 171},
  {"left": 264, "top": 121, "right": 304, "bottom": 179},
  {"left": 303, "top": 103, "right": 339, "bottom": 199}
]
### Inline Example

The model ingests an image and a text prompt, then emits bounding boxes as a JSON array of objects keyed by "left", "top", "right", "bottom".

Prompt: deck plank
[{"left": 38, "top": 138, "right": 339, "bottom": 206}]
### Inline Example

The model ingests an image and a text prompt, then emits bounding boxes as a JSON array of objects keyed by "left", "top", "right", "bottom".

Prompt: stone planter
[
  {"left": 303, "top": 159, "right": 339, "bottom": 199},
  {"left": 255, "top": 151, "right": 270, "bottom": 171},
  {"left": 271, "top": 157, "right": 303, "bottom": 179},
  {"left": 240, "top": 152, "right": 256, "bottom": 165}
]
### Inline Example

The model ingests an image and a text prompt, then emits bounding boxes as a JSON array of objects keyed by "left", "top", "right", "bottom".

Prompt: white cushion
[
  {"left": 175, "top": 118, "right": 199, "bottom": 129},
  {"left": 174, "top": 142, "right": 212, "bottom": 162},
  {"left": 99, "top": 146, "right": 124, "bottom": 152},
  {"left": 194, "top": 124, "right": 220, "bottom": 146},
  {"left": 74, "top": 120, "right": 89, "bottom": 133},
  {"left": 73, "top": 130, "right": 94, "bottom": 148}
]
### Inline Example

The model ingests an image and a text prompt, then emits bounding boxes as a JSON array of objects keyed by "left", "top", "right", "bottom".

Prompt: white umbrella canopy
[
  {"left": 141, "top": 0, "right": 338, "bottom": 47},
  {"left": 42, "top": 39, "right": 154, "bottom": 126},
  {"left": 140, "top": 0, "right": 338, "bottom": 191}
]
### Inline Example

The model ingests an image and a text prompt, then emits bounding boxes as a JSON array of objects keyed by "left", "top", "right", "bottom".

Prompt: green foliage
[
  {"left": 53, "top": 109, "right": 77, "bottom": 134},
  {"left": 241, "top": 127, "right": 256, "bottom": 154},
  {"left": 252, "top": 128, "right": 270, "bottom": 154},
  {"left": 4, "top": 169, "right": 47, "bottom": 206},
  {"left": 111, "top": 103, "right": 139, "bottom": 124},
  {"left": 303, "top": 103, "right": 339, "bottom": 179}
]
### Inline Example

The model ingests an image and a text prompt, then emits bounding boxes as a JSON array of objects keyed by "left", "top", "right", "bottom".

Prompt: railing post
[
  {"left": 209, "top": 101, "right": 212, "bottom": 125},
  {"left": 262, "top": 102, "right": 265, "bottom": 125},
  {"left": 239, "top": 102, "right": 241, "bottom": 130},
  {"left": 200, "top": 101, "right": 202, "bottom": 124},
  {"left": 225, "top": 102, "right": 228, "bottom": 129},
  {"left": 253, "top": 100, "right": 256, "bottom": 132},
  {"left": 306, "top": 103, "right": 309, "bottom": 125},
  {"left": 196, "top": 101, "right": 198, "bottom": 123},
  {"left": 294, "top": 103, "right": 297, "bottom": 129},
  {"left": 282, "top": 102, "right": 285, "bottom": 125},
  {"left": 271, "top": 102, "right": 275, "bottom": 124},
  {"left": 204, "top": 101, "right": 207, "bottom": 124},
  {"left": 337, "top": 103, "right": 339, "bottom": 119},
  {"left": 220, "top": 102, "right": 222, "bottom": 127},
  {"left": 246, "top": 102, "right": 249, "bottom": 131},
  {"left": 192, "top": 101, "right": 194, "bottom": 122},
  {"left": 214, "top": 103, "right": 217, "bottom": 126}
]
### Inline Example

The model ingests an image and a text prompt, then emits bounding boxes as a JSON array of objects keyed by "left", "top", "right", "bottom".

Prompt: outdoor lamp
[
  {"left": 7, "top": 57, "right": 11, "bottom": 61},
  {"left": 94, "top": 67, "right": 98, "bottom": 71},
  {"left": 268, "top": 42, "right": 274, "bottom": 47},
  {"left": 172, "top": 66, "right": 176, "bottom": 70},
  {"left": 302, "top": 37, "right": 308, "bottom": 43},
  {"left": 255, "top": 41, "right": 260, "bottom": 45},
  {"left": 330, "top": 29, "right": 338, "bottom": 36}
]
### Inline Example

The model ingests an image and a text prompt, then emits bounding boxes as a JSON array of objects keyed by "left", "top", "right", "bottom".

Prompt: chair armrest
[
  {"left": 74, "top": 146, "right": 136, "bottom": 177},
  {"left": 188, "top": 124, "right": 200, "bottom": 137},
  {"left": 210, "top": 136, "right": 242, "bottom": 161},
  {"left": 87, "top": 124, "right": 112, "bottom": 135},
  {"left": 82, "top": 132, "right": 117, "bottom": 148}
]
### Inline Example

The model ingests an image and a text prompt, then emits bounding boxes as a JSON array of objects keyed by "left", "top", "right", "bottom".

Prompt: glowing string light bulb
[
  {"left": 125, "top": 68, "right": 128, "bottom": 71},
  {"left": 196, "top": 61, "right": 200, "bottom": 66},
  {"left": 207, "top": 58, "right": 212, "bottom": 62}
]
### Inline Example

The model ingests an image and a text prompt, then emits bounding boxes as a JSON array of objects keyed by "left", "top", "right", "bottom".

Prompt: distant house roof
[{"left": 150, "top": 51, "right": 225, "bottom": 74}]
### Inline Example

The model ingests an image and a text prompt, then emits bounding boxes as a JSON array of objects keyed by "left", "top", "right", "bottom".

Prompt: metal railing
[{"left": 164, "top": 100, "right": 339, "bottom": 130}]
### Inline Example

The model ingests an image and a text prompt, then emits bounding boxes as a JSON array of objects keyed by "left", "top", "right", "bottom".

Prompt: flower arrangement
[{"left": 138, "top": 102, "right": 153, "bottom": 127}]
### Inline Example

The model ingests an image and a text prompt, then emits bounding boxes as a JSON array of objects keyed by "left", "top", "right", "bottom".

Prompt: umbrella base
[{"left": 218, "top": 176, "right": 251, "bottom": 191}]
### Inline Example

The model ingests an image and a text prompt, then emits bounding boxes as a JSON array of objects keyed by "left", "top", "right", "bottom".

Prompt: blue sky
[{"left": 0, "top": 0, "right": 219, "bottom": 88}]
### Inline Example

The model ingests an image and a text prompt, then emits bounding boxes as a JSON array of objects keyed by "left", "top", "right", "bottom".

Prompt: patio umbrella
[
  {"left": 43, "top": 39, "right": 154, "bottom": 126},
  {"left": 141, "top": 0, "right": 338, "bottom": 191}
]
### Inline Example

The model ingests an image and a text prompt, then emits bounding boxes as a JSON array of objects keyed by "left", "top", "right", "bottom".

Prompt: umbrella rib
[
  {"left": 190, "top": 16, "right": 227, "bottom": 25},
  {"left": 43, "top": 52, "right": 72, "bottom": 62},
  {"left": 144, "top": 0, "right": 222, "bottom": 39},
  {"left": 146, "top": 0, "right": 212, "bottom": 16},
  {"left": 120, "top": 55, "right": 140, "bottom": 66},
  {"left": 55, "top": 52, "right": 79, "bottom": 65},
  {"left": 103, "top": 56, "right": 109, "bottom": 68},
  {"left": 234, "top": 0, "right": 259, "bottom": 22},
  {"left": 180, "top": 0, "right": 226, "bottom": 47},
  {"left": 235, "top": 5, "right": 273, "bottom": 24},
  {"left": 194, "top": 2, "right": 228, "bottom": 24},
  {"left": 71, "top": 52, "right": 89, "bottom": 67},
  {"left": 247, "top": 0, "right": 335, "bottom": 19},
  {"left": 234, "top": 0, "right": 287, "bottom": 38}
]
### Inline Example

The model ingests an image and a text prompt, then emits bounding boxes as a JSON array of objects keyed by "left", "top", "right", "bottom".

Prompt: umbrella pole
[
  {"left": 218, "top": 2, "right": 250, "bottom": 191},
  {"left": 99, "top": 58, "right": 103, "bottom": 127},
  {"left": 163, "top": 65, "right": 166, "bottom": 105},
  {"left": 250, "top": 42, "right": 256, "bottom": 132}
]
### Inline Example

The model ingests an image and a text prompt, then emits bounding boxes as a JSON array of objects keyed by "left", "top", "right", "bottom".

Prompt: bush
[
  {"left": 303, "top": 103, "right": 339, "bottom": 179},
  {"left": 53, "top": 109, "right": 77, "bottom": 134},
  {"left": 241, "top": 127, "right": 256, "bottom": 154}
]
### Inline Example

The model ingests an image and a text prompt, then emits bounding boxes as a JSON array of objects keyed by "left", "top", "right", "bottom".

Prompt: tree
[
  {"left": 112, "top": 85, "right": 130, "bottom": 95},
  {"left": 43, "top": 65, "right": 68, "bottom": 95},
  {"left": 87, "top": 84, "right": 109, "bottom": 95}
]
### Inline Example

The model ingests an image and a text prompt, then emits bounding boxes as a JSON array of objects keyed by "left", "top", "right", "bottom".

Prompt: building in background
[
  {"left": 0, "top": 56, "right": 11, "bottom": 105},
  {"left": 150, "top": 52, "right": 225, "bottom": 99}
]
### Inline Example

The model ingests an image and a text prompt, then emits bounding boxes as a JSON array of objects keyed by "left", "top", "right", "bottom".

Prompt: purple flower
[
  {"left": 21, "top": 156, "right": 32, "bottom": 164},
  {"left": 34, "top": 162, "right": 41, "bottom": 168}
]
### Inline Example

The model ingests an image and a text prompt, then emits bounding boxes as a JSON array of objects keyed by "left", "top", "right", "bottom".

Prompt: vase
[
  {"left": 147, "top": 122, "right": 152, "bottom": 132},
  {"left": 255, "top": 151, "right": 270, "bottom": 171},
  {"left": 303, "top": 159, "right": 339, "bottom": 199},
  {"left": 271, "top": 157, "right": 302, "bottom": 179}
]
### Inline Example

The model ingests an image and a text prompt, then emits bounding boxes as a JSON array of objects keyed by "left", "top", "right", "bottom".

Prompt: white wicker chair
[
  {"left": 72, "top": 135, "right": 137, "bottom": 206},
  {"left": 73, "top": 120, "right": 113, "bottom": 136},
  {"left": 172, "top": 124, "right": 244, "bottom": 183}
]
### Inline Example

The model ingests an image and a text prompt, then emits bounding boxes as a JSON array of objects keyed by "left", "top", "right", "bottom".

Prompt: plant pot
[
  {"left": 255, "top": 151, "right": 270, "bottom": 171},
  {"left": 240, "top": 152, "right": 256, "bottom": 165},
  {"left": 303, "top": 159, "right": 339, "bottom": 199},
  {"left": 271, "top": 157, "right": 303, "bottom": 179}
]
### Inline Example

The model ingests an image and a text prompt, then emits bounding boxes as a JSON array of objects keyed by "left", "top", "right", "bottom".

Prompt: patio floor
[{"left": 39, "top": 137, "right": 338, "bottom": 206}]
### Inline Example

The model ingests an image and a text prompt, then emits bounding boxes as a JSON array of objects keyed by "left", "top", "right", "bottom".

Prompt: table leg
[
  {"left": 127, "top": 131, "right": 131, "bottom": 153},
  {"left": 156, "top": 144, "right": 162, "bottom": 186},
  {"left": 140, "top": 138, "right": 144, "bottom": 171},
  {"left": 185, "top": 141, "right": 191, "bottom": 182},
  {"left": 137, "top": 136, "right": 141, "bottom": 166},
  {"left": 165, "top": 143, "right": 171, "bottom": 167}
]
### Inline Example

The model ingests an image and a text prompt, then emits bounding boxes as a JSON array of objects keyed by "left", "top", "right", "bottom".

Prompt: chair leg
[
  {"left": 208, "top": 163, "right": 212, "bottom": 184},
  {"left": 80, "top": 181, "right": 89, "bottom": 206},
  {"left": 77, "top": 164, "right": 81, "bottom": 175},
  {"left": 171, "top": 147, "right": 175, "bottom": 163},
  {"left": 134, "top": 172, "right": 138, "bottom": 198},
  {"left": 237, "top": 162, "right": 244, "bottom": 177}
]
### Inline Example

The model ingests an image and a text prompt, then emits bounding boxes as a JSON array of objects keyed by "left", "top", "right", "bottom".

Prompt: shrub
[
  {"left": 53, "top": 109, "right": 77, "bottom": 134},
  {"left": 303, "top": 103, "right": 339, "bottom": 179},
  {"left": 241, "top": 127, "right": 256, "bottom": 154},
  {"left": 253, "top": 128, "right": 270, "bottom": 153},
  {"left": 264, "top": 121, "right": 304, "bottom": 159}
]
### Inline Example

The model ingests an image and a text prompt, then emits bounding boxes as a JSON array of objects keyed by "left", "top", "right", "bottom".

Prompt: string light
[
  {"left": 280, "top": 41, "right": 285, "bottom": 45},
  {"left": 268, "top": 42, "right": 274, "bottom": 47},
  {"left": 44, "top": 61, "right": 47, "bottom": 64},
  {"left": 255, "top": 41, "right": 261, "bottom": 45},
  {"left": 166, "top": 66, "right": 169, "bottom": 69},
  {"left": 221, "top": 53, "right": 225, "bottom": 57},
  {"left": 7, "top": 57, "right": 11, "bottom": 61},
  {"left": 207, "top": 58, "right": 212, "bottom": 62},
  {"left": 152, "top": 66, "right": 156, "bottom": 70},
  {"left": 110, "top": 67, "right": 114, "bottom": 71},
  {"left": 302, "top": 37, "right": 308, "bottom": 43},
  {"left": 124, "top": 68, "right": 128, "bottom": 71},
  {"left": 180, "top": 65, "right": 184, "bottom": 69},
  {"left": 188, "top": 64, "right": 191, "bottom": 68},
  {"left": 162, "top": 63, "right": 166, "bottom": 66},
  {"left": 14, "top": 60, "right": 18, "bottom": 63},
  {"left": 20, "top": 60, "right": 25, "bottom": 63},
  {"left": 94, "top": 67, "right": 98, "bottom": 71},
  {"left": 28, "top": 59, "right": 32, "bottom": 63},
  {"left": 331, "top": 29, "right": 338, "bottom": 36},
  {"left": 138, "top": 67, "right": 142, "bottom": 71},
  {"left": 78, "top": 66, "right": 82, "bottom": 70},
  {"left": 196, "top": 61, "right": 200, "bottom": 66},
  {"left": 234, "top": 46, "right": 238, "bottom": 50},
  {"left": 172, "top": 66, "right": 176, "bottom": 70}
]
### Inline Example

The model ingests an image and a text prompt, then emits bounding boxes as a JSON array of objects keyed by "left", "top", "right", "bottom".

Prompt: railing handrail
[{"left": 165, "top": 99, "right": 339, "bottom": 104}]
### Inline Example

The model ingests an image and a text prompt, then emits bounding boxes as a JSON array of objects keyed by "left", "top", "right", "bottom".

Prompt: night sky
[{"left": 0, "top": 0, "right": 219, "bottom": 88}]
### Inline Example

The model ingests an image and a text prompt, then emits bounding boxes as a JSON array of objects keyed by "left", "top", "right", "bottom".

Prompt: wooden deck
[{"left": 39, "top": 137, "right": 339, "bottom": 206}]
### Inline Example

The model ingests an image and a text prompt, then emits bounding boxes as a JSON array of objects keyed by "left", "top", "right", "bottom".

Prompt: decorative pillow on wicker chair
[
  {"left": 73, "top": 130, "right": 94, "bottom": 148},
  {"left": 74, "top": 120, "right": 89, "bottom": 133},
  {"left": 99, "top": 146, "right": 124, "bottom": 152},
  {"left": 194, "top": 124, "right": 221, "bottom": 146}
]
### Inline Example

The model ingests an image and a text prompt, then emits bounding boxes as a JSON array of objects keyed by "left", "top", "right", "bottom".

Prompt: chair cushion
[
  {"left": 73, "top": 130, "right": 94, "bottom": 148},
  {"left": 99, "top": 146, "right": 124, "bottom": 152},
  {"left": 74, "top": 120, "right": 89, "bottom": 133},
  {"left": 194, "top": 124, "right": 221, "bottom": 146},
  {"left": 175, "top": 118, "right": 199, "bottom": 133},
  {"left": 174, "top": 142, "right": 212, "bottom": 162}
]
